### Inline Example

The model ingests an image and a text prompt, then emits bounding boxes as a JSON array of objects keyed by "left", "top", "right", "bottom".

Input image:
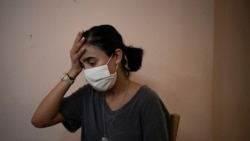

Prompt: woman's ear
[{"left": 114, "top": 48, "right": 123, "bottom": 64}]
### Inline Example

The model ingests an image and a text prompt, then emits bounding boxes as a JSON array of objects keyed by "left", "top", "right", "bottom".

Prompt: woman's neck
[{"left": 105, "top": 76, "right": 130, "bottom": 97}]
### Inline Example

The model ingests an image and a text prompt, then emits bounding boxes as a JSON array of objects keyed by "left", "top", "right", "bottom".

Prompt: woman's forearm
[{"left": 31, "top": 69, "right": 80, "bottom": 128}]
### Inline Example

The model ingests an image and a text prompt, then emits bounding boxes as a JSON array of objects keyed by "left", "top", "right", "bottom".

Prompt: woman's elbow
[
  {"left": 31, "top": 117, "right": 46, "bottom": 128},
  {"left": 31, "top": 114, "right": 63, "bottom": 128}
]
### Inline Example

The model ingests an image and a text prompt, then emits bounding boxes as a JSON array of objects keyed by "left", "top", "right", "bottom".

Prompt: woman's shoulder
[
  {"left": 135, "top": 85, "right": 169, "bottom": 114},
  {"left": 126, "top": 82, "right": 162, "bottom": 108},
  {"left": 136, "top": 85, "right": 160, "bottom": 100}
]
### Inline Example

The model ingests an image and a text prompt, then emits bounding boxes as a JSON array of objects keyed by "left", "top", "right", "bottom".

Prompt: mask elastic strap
[{"left": 106, "top": 54, "right": 114, "bottom": 65}]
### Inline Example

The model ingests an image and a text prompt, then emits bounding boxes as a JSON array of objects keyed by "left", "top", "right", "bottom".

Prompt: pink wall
[{"left": 0, "top": 0, "right": 232, "bottom": 141}]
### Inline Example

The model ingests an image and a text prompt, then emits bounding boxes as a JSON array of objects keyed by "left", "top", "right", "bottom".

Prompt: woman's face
[{"left": 79, "top": 44, "right": 116, "bottom": 73}]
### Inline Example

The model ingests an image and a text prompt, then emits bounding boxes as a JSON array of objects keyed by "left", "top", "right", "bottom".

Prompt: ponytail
[{"left": 122, "top": 45, "right": 144, "bottom": 76}]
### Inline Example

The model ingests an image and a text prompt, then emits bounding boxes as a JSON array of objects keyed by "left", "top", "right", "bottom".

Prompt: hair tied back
[{"left": 123, "top": 45, "right": 128, "bottom": 52}]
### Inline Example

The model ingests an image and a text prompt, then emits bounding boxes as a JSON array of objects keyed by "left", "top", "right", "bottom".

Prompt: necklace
[{"left": 102, "top": 81, "right": 130, "bottom": 141}]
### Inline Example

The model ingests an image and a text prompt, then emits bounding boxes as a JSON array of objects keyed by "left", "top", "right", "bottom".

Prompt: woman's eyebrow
[{"left": 82, "top": 57, "right": 95, "bottom": 63}]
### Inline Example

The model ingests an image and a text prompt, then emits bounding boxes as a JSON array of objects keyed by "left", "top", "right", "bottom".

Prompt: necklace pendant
[{"left": 102, "top": 136, "right": 108, "bottom": 141}]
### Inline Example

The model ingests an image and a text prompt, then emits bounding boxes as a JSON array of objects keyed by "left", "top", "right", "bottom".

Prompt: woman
[{"left": 31, "top": 25, "right": 171, "bottom": 141}]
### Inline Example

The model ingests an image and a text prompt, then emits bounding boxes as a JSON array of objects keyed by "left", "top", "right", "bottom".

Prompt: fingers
[
  {"left": 74, "top": 30, "right": 84, "bottom": 43},
  {"left": 71, "top": 31, "right": 85, "bottom": 55},
  {"left": 71, "top": 44, "right": 86, "bottom": 61},
  {"left": 68, "top": 31, "right": 87, "bottom": 72},
  {"left": 75, "top": 47, "right": 86, "bottom": 59},
  {"left": 70, "top": 46, "right": 86, "bottom": 70},
  {"left": 70, "top": 30, "right": 86, "bottom": 65}
]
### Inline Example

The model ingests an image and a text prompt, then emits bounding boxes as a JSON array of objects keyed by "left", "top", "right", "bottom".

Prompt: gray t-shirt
[{"left": 60, "top": 84, "right": 171, "bottom": 141}]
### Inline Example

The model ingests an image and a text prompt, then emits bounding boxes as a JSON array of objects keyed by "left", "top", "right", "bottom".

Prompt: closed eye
[
  {"left": 88, "top": 61, "right": 96, "bottom": 66},
  {"left": 81, "top": 57, "right": 97, "bottom": 68}
]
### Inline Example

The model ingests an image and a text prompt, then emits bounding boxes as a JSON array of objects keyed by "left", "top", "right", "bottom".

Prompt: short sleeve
[
  {"left": 140, "top": 87, "right": 171, "bottom": 141},
  {"left": 60, "top": 85, "right": 90, "bottom": 132}
]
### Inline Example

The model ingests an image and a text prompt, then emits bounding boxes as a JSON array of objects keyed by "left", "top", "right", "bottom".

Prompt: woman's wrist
[{"left": 67, "top": 68, "right": 82, "bottom": 79}]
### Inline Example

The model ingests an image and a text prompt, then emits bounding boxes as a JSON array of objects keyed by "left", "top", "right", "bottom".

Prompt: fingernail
[
  {"left": 81, "top": 47, "right": 85, "bottom": 51},
  {"left": 81, "top": 37, "right": 85, "bottom": 41}
]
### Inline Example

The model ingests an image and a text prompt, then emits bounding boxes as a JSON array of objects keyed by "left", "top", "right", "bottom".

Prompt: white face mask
[{"left": 83, "top": 55, "right": 117, "bottom": 91}]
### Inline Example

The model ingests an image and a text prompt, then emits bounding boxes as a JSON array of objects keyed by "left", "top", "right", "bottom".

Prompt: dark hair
[{"left": 82, "top": 25, "right": 143, "bottom": 77}]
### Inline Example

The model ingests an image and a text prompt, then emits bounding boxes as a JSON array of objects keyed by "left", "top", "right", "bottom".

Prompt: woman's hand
[
  {"left": 31, "top": 31, "right": 86, "bottom": 128},
  {"left": 68, "top": 31, "right": 86, "bottom": 78}
]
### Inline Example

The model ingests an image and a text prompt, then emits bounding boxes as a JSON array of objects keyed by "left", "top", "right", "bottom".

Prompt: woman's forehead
[{"left": 80, "top": 44, "right": 107, "bottom": 60}]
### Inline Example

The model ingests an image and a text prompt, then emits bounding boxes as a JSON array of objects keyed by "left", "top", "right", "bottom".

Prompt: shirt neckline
[{"left": 103, "top": 85, "right": 147, "bottom": 113}]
